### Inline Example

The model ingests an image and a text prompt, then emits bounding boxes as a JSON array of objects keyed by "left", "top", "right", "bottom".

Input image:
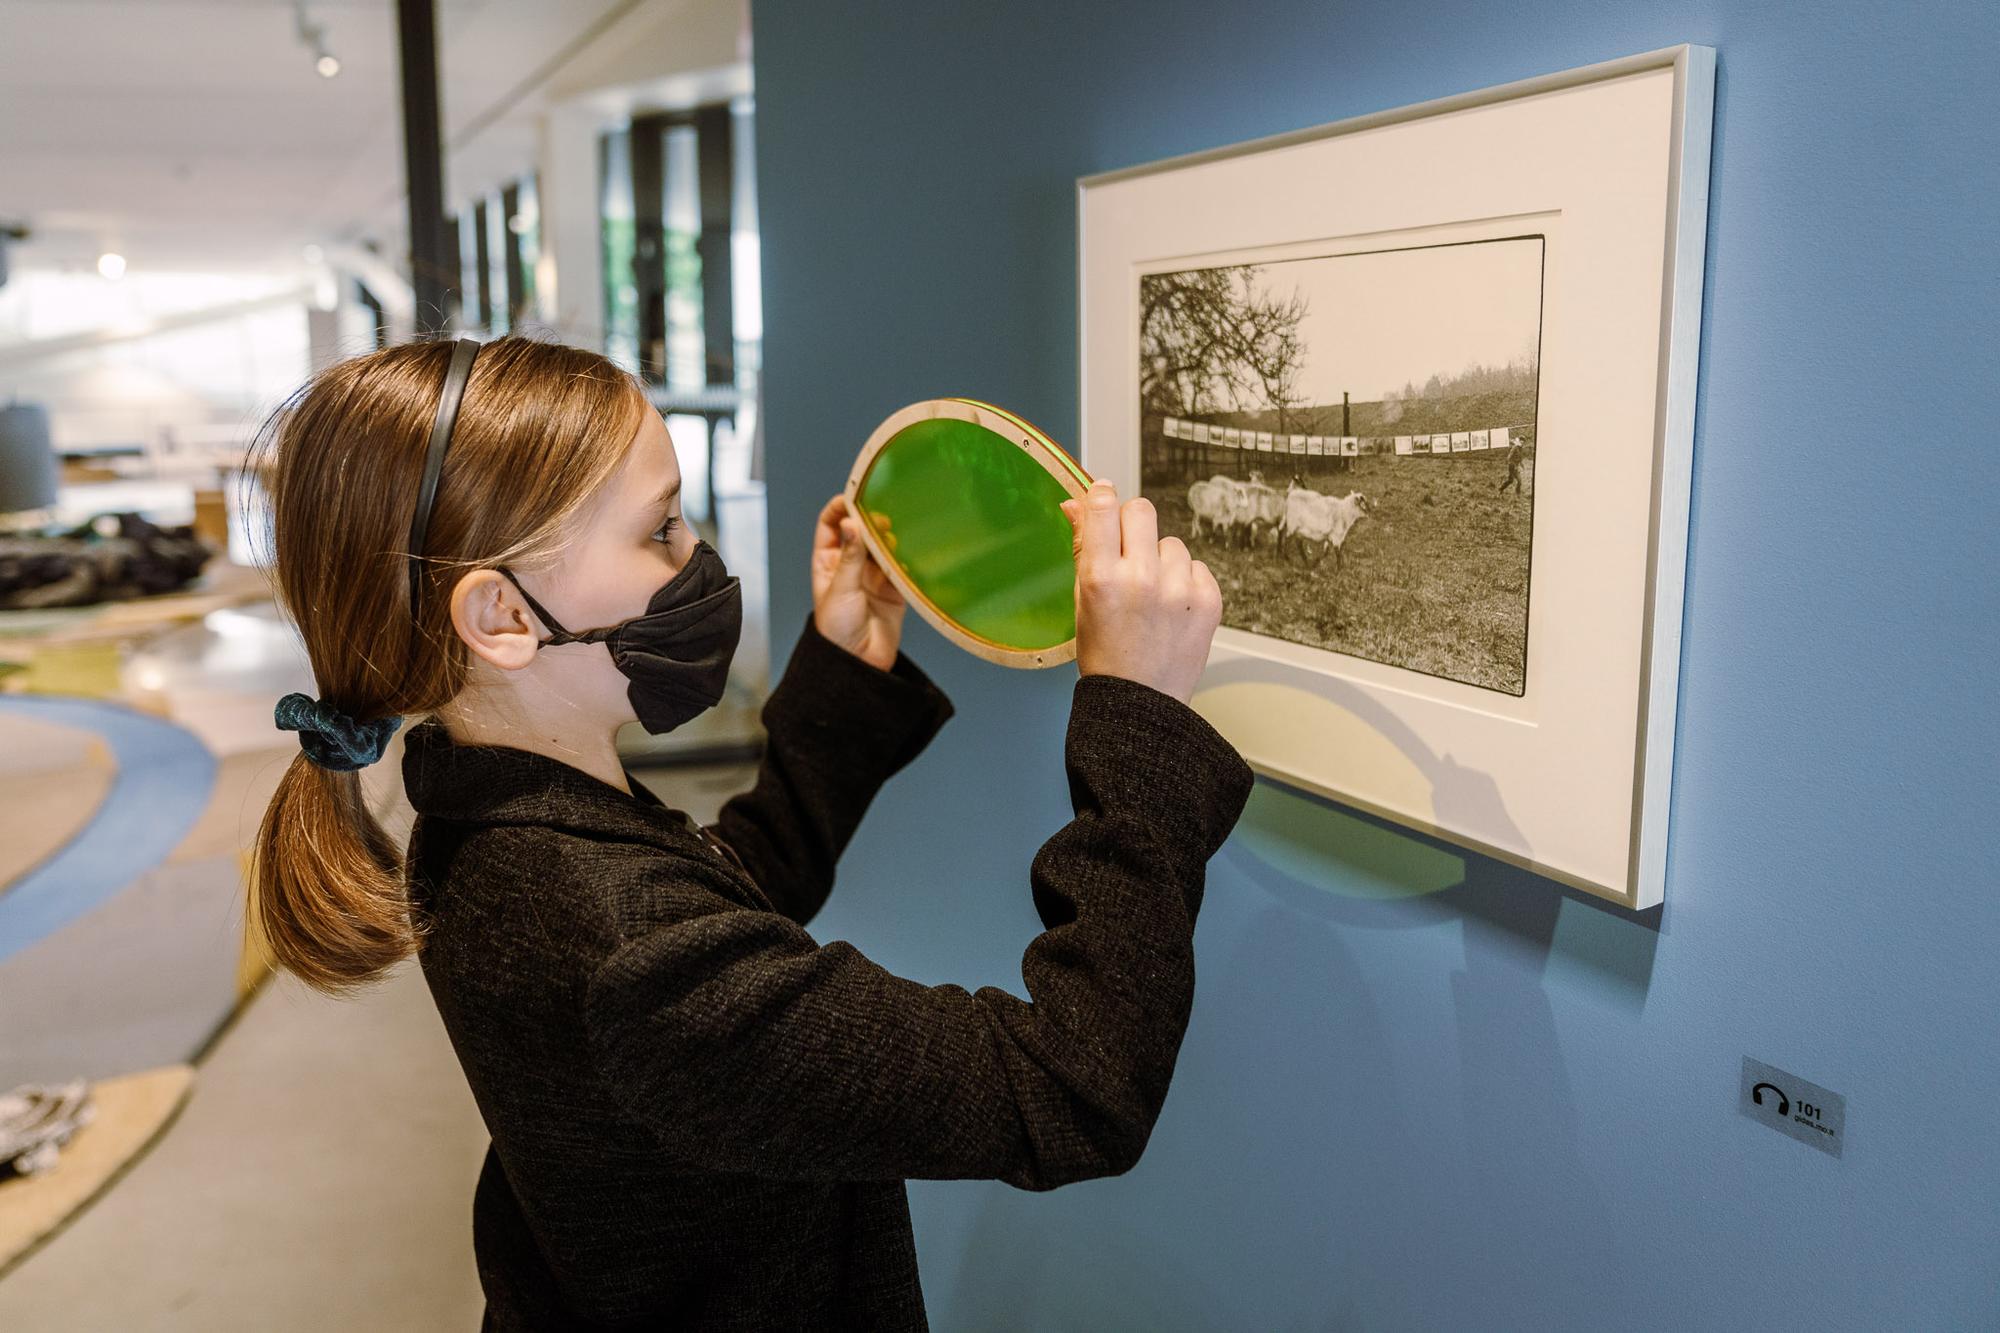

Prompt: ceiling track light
[{"left": 293, "top": 0, "right": 340, "bottom": 79}]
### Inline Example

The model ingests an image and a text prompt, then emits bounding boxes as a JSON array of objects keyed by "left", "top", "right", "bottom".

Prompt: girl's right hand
[{"left": 1059, "top": 479, "right": 1222, "bottom": 705}]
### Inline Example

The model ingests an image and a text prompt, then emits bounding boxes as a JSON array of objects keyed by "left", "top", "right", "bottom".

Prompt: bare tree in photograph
[
  {"left": 1140, "top": 266, "right": 1308, "bottom": 461},
  {"left": 1139, "top": 268, "right": 1236, "bottom": 421},
  {"left": 1241, "top": 278, "right": 1308, "bottom": 440}
]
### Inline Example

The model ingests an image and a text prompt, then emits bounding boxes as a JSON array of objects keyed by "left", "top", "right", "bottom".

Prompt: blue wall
[{"left": 749, "top": 3, "right": 1999, "bottom": 1328}]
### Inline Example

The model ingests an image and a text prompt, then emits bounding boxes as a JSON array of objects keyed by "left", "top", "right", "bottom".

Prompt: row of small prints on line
[{"left": 1158, "top": 417, "right": 1525, "bottom": 456}]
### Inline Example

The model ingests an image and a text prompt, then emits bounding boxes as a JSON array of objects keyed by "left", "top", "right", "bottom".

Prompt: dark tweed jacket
[{"left": 402, "top": 613, "right": 1255, "bottom": 1331}]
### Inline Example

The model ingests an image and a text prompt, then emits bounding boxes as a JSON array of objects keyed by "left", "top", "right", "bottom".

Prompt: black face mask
[{"left": 498, "top": 540, "right": 743, "bottom": 735}]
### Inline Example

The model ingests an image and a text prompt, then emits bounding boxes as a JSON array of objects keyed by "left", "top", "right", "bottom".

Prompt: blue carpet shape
[{"left": 0, "top": 697, "right": 218, "bottom": 962}]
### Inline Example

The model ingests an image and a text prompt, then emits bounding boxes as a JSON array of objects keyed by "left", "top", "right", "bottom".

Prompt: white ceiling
[{"left": 0, "top": 0, "right": 746, "bottom": 274}]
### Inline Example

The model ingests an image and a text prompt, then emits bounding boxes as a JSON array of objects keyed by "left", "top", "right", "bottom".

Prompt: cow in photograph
[
  {"left": 1279, "top": 478, "right": 1374, "bottom": 571},
  {"left": 1241, "top": 474, "right": 1287, "bottom": 549},
  {"left": 1210, "top": 476, "right": 1253, "bottom": 546},
  {"left": 1186, "top": 477, "right": 1235, "bottom": 543},
  {"left": 1188, "top": 473, "right": 1277, "bottom": 548}
]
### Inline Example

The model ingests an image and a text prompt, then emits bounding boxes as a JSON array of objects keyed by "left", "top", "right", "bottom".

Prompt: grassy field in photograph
[{"left": 1143, "top": 452, "right": 1536, "bottom": 694}]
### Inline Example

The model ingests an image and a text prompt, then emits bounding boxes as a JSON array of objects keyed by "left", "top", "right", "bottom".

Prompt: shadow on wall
[
  {"left": 1188, "top": 648, "right": 1664, "bottom": 977},
  {"left": 1235, "top": 783, "right": 1663, "bottom": 999},
  {"left": 932, "top": 668, "right": 1664, "bottom": 1329}
]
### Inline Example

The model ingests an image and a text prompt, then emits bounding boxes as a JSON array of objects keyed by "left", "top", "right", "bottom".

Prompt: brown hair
[{"left": 247, "top": 335, "right": 644, "bottom": 994}]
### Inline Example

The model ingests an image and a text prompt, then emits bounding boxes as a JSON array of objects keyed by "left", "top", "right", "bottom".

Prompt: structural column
[{"left": 396, "top": 0, "right": 450, "bottom": 335}]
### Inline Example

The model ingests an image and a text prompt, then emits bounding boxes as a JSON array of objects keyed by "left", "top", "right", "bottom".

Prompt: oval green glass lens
[
  {"left": 854, "top": 416, "right": 1077, "bottom": 651},
  {"left": 951, "top": 399, "right": 1094, "bottom": 491}
]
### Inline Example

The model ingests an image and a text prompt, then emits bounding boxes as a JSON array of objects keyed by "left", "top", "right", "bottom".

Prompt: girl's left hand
[{"left": 810, "top": 494, "right": 906, "bottom": 671}]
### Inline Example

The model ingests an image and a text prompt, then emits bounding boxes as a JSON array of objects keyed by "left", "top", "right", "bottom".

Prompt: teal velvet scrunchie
[{"left": 274, "top": 693, "right": 403, "bottom": 772}]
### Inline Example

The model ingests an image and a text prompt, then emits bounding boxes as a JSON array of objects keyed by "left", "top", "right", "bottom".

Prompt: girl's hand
[
  {"left": 811, "top": 493, "right": 906, "bottom": 671},
  {"left": 1060, "top": 479, "right": 1221, "bottom": 705}
]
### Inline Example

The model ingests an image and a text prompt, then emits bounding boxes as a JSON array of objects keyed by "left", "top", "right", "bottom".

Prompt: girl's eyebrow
[{"left": 652, "top": 478, "right": 682, "bottom": 512}]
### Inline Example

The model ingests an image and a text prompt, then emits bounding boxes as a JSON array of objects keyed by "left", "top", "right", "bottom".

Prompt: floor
[
  {"left": 0, "top": 963, "right": 489, "bottom": 1330},
  {"left": 0, "top": 755, "right": 759, "bottom": 1331}
]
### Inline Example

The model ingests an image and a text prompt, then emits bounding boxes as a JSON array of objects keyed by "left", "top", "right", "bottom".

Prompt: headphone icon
[{"left": 1752, "top": 1082, "right": 1789, "bottom": 1116}]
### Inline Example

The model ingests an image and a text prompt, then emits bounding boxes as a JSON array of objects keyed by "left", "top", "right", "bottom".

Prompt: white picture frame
[{"left": 1077, "top": 45, "right": 1714, "bottom": 908}]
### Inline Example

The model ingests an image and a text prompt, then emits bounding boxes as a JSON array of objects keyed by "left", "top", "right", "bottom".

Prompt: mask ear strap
[{"left": 495, "top": 568, "right": 610, "bottom": 647}]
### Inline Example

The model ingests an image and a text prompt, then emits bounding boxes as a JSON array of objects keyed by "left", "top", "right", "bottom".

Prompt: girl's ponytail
[
  {"left": 244, "top": 336, "right": 643, "bottom": 995},
  {"left": 252, "top": 752, "right": 415, "bottom": 993}
]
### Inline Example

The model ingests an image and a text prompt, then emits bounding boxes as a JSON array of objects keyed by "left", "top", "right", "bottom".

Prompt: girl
[{"left": 251, "top": 335, "right": 1253, "bottom": 1330}]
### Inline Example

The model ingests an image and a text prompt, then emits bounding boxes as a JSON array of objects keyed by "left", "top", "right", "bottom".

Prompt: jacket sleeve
[
  {"left": 706, "top": 612, "right": 956, "bottom": 926},
  {"left": 583, "top": 673, "right": 1256, "bottom": 1190}
]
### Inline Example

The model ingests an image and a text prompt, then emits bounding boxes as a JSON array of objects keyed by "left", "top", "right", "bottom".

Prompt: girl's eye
[{"left": 651, "top": 513, "right": 682, "bottom": 544}]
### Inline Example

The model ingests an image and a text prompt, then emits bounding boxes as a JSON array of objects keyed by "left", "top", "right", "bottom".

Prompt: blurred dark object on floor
[
  {"left": 0, "top": 1080, "right": 95, "bottom": 1178},
  {"left": 0, "top": 514, "right": 214, "bottom": 610}
]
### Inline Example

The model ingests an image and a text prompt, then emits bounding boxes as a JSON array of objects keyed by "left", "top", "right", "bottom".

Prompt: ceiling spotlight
[
  {"left": 295, "top": 1, "right": 340, "bottom": 80},
  {"left": 302, "top": 243, "right": 325, "bottom": 265},
  {"left": 97, "top": 252, "right": 127, "bottom": 280}
]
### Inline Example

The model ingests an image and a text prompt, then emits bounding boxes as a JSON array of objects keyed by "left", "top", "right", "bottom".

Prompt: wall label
[{"left": 1739, "top": 1056, "right": 1845, "bottom": 1158}]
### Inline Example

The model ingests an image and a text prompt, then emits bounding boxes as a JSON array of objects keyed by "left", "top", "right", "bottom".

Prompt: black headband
[{"left": 406, "top": 338, "right": 482, "bottom": 610}]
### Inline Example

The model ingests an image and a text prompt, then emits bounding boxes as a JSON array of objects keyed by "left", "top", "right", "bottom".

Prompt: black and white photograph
[{"left": 1139, "top": 236, "right": 1544, "bottom": 695}]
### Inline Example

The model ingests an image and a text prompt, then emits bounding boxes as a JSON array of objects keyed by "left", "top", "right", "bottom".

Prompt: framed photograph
[{"left": 1077, "top": 46, "right": 1714, "bottom": 908}]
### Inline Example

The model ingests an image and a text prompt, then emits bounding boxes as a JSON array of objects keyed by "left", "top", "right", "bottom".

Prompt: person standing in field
[{"left": 1499, "top": 436, "right": 1526, "bottom": 494}]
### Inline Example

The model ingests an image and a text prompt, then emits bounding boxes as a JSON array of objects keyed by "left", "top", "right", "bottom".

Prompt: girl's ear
[{"left": 450, "top": 569, "right": 542, "bottom": 671}]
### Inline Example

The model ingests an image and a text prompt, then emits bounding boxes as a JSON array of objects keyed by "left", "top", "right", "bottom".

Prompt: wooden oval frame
[{"left": 846, "top": 398, "right": 1094, "bottom": 669}]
